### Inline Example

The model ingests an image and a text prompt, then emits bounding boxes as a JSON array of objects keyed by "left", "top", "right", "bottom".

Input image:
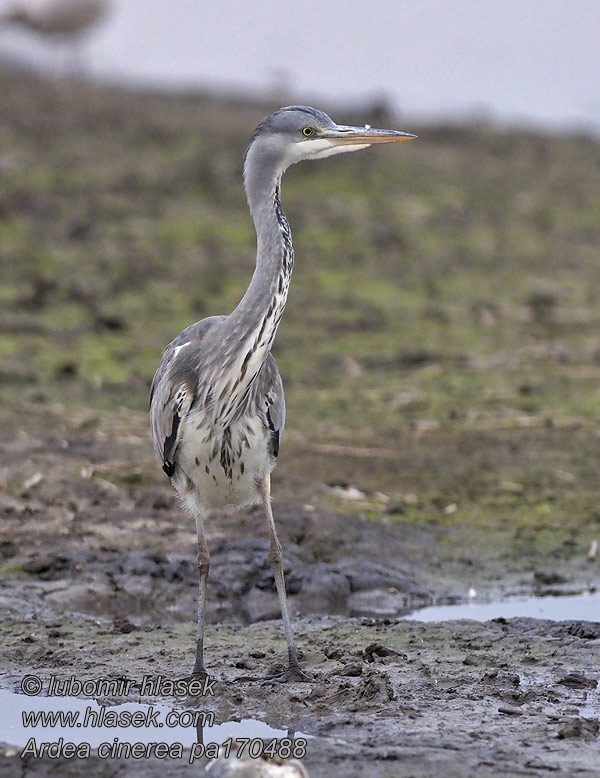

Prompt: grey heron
[{"left": 150, "top": 106, "right": 415, "bottom": 681}]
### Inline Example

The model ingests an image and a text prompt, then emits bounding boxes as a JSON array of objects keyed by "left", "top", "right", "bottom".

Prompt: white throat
[{"left": 284, "top": 138, "right": 370, "bottom": 167}]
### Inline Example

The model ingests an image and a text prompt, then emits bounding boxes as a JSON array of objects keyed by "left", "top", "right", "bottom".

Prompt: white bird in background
[
  {"left": 0, "top": 0, "right": 110, "bottom": 74},
  {"left": 1, "top": 0, "right": 109, "bottom": 39}
]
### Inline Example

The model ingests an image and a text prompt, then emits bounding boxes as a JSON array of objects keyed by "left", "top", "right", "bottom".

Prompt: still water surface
[{"left": 404, "top": 590, "right": 600, "bottom": 623}]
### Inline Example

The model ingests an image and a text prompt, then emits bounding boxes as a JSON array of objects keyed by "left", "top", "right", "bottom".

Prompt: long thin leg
[
  {"left": 191, "top": 512, "right": 210, "bottom": 678},
  {"left": 260, "top": 475, "right": 309, "bottom": 681}
]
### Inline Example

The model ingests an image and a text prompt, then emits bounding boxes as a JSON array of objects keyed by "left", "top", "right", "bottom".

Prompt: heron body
[
  {"left": 150, "top": 106, "right": 415, "bottom": 680},
  {"left": 156, "top": 316, "right": 284, "bottom": 511}
]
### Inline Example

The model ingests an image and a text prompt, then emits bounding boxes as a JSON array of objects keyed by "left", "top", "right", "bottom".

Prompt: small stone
[
  {"left": 22, "top": 555, "right": 54, "bottom": 574},
  {"left": 557, "top": 717, "right": 599, "bottom": 740},
  {"left": 113, "top": 616, "right": 135, "bottom": 634},
  {"left": 22, "top": 472, "right": 43, "bottom": 490},
  {"left": 557, "top": 672, "right": 597, "bottom": 689},
  {"left": 362, "top": 643, "right": 402, "bottom": 663},
  {"left": 339, "top": 664, "right": 363, "bottom": 677}
]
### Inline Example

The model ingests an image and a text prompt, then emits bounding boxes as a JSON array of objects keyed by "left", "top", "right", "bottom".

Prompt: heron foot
[
  {"left": 184, "top": 666, "right": 209, "bottom": 683},
  {"left": 179, "top": 668, "right": 215, "bottom": 703},
  {"left": 264, "top": 663, "right": 312, "bottom": 684}
]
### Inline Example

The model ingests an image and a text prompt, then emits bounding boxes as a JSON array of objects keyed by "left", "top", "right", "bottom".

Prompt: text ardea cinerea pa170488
[{"left": 150, "top": 106, "right": 416, "bottom": 681}]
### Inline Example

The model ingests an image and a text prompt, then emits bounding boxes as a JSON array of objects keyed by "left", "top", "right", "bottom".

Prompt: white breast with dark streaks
[{"left": 176, "top": 412, "right": 272, "bottom": 509}]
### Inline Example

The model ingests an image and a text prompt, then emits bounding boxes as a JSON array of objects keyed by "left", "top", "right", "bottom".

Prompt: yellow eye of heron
[{"left": 301, "top": 127, "right": 313, "bottom": 137}]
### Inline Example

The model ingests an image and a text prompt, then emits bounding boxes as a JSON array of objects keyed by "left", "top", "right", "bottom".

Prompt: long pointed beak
[{"left": 321, "top": 124, "right": 417, "bottom": 145}]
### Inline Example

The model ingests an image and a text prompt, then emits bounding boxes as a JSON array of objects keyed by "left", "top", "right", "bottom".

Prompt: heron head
[{"left": 246, "top": 105, "right": 416, "bottom": 174}]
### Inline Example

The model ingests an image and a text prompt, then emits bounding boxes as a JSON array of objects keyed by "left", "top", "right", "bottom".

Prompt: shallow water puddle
[
  {"left": 0, "top": 688, "right": 294, "bottom": 749},
  {"left": 405, "top": 590, "right": 600, "bottom": 622}
]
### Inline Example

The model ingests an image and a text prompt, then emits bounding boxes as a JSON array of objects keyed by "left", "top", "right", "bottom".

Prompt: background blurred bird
[
  {"left": 0, "top": 0, "right": 110, "bottom": 74},
  {"left": 1, "top": 0, "right": 109, "bottom": 38}
]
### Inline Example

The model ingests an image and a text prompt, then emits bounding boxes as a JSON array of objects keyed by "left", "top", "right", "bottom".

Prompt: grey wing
[
  {"left": 149, "top": 316, "right": 225, "bottom": 477},
  {"left": 258, "top": 354, "right": 285, "bottom": 458}
]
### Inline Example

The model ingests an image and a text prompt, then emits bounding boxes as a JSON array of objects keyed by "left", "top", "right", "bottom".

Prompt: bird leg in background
[
  {"left": 191, "top": 513, "right": 210, "bottom": 678},
  {"left": 260, "top": 475, "right": 309, "bottom": 682}
]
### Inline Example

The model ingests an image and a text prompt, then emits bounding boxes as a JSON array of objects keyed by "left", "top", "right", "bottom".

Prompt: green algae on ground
[{"left": 1, "top": 71, "right": 600, "bottom": 555}]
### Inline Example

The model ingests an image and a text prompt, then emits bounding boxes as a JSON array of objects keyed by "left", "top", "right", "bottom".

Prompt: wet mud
[{"left": 0, "top": 418, "right": 599, "bottom": 778}]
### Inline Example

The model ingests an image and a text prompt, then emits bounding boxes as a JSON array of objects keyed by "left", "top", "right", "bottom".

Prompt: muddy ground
[
  {"left": 0, "top": 405, "right": 599, "bottom": 778},
  {"left": 0, "top": 73, "right": 600, "bottom": 776}
]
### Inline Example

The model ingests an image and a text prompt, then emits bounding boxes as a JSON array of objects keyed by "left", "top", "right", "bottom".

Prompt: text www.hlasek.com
[
  {"left": 21, "top": 705, "right": 308, "bottom": 762},
  {"left": 22, "top": 706, "right": 214, "bottom": 730}
]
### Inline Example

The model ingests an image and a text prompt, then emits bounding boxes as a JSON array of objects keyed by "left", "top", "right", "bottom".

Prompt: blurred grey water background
[{"left": 1, "top": 0, "right": 599, "bottom": 133}]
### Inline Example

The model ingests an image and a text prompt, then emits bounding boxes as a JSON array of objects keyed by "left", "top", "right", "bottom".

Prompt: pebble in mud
[
  {"left": 556, "top": 718, "right": 600, "bottom": 740},
  {"left": 557, "top": 671, "right": 598, "bottom": 689},
  {"left": 355, "top": 668, "right": 395, "bottom": 702}
]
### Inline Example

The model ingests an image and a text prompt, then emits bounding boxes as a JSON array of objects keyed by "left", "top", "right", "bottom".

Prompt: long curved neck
[
  {"left": 235, "top": 165, "right": 294, "bottom": 337},
  {"left": 208, "top": 147, "right": 293, "bottom": 414}
]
